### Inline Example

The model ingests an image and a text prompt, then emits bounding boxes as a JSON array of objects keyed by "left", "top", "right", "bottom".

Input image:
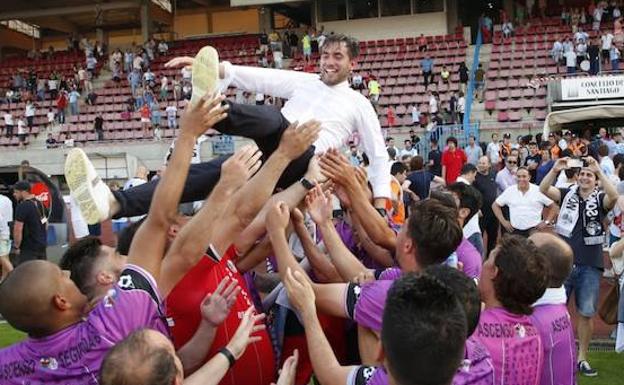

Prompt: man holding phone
[{"left": 539, "top": 156, "right": 618, "bottom": 377}]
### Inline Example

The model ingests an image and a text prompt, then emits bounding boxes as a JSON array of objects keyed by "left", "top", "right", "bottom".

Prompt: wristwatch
[
  {"left": 300, "top": 177, "right": 315, "bottom": 190},
  {"left": 544, "top": 220, "right": 551, "bottom": 225}
]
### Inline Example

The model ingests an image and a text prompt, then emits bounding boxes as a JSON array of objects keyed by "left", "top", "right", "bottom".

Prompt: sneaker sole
[
  {"left": 191, "top": 46, "right": 219, "bottom": 106},
  {"left": 581, "top": 372, "right": 598, "bottom": 377},
  {"left": 65, "top": 148, "right": 105, "bottom": 225}
]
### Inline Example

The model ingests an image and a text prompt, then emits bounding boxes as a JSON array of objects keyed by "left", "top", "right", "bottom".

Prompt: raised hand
[
  {"left": 320, "top": 149, "right": 358, "bottom": 189},
  {"left": 225, "top": 306, "right": 266, "bottom": 359},
  {"left": 272, "top": 350, "right": 299, "bottom": 385},
  {"left": 219, "top": 145, "right": 263, "bottom": 190},
  {"left": 305, "top": 185, "right": 332, "bottom": 225},
  {"left": 179, "top": 93, "right": 229, "bottom": 138},
  {"left": 291, "top": 207, "right": 305, "bottom": 226},
  {"left": 303, "top": 156, "right": 325, "bottom": 183},
  {"left": 283, "top": 267, "right": 316, "bottom": 317},
  {"left": 552, "top": 157, "right": 570, "bottom": 173},
  {"left": 277, "top": 120, "right": 322, "bottom": 160},
  {"left": 200, "top": 276, "right": 241, "bottom": 327},
  {"left": 583, "top": 156, "right": 601, "bottom": 174},
  {"left": 266, "top": 201, "right": 291, "bottom": 234}
]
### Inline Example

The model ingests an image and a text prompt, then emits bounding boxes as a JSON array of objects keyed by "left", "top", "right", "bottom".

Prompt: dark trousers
[
  {"left": 480, "top": 214, "right": 499, "bottom": 259},
  {"left": 18, "top": 248, "right": 46, "bottom": 265},
  {"left": 511, "top": 227, "right": 535, "bottom": 238},
  {"left": 423, "top": 71, "right": 433, "bottom": 86},
  {"left": 112, "top": 102, "right": 315, "bottom": 219}
]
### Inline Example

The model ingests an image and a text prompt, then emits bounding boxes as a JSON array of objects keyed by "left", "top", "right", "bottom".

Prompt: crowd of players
[{"left": 0, "top": 32, "right": 622, "bottom": 385}]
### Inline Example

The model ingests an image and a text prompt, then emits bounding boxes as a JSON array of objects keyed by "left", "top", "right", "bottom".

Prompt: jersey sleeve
[
  {"left": 90, "top": 264, "right": 169, "bottom": 340},
  {"left": 347, "top": 366, "right": 380, "bottom": 385},
  {"left": 353, "top": 280, "right": 393, "bottom": 332}
]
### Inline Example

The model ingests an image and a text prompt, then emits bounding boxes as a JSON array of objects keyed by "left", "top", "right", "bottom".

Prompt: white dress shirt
[
  {"left": 495, "top": 184, "right": 553, "bottom": 230},
  {"left": 221, "top": 62, "right": 391, "bottom": 198}
]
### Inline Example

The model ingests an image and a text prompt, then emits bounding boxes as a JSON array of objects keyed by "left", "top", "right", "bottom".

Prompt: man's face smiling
[{"left": 320, "top": 42, "right": 354, "bottom": 86}]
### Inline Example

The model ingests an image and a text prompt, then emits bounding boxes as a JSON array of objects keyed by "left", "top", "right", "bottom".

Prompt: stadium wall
[{"left": 319, "top": 12, "right": 448, "bottom": 40}]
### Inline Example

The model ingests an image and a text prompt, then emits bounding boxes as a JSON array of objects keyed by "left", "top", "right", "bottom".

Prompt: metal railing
[
  {"left": 463, "top": 26, "right": 483, "bottom": 139},
  {"left": 417, "top": 122, "right": 481, "bottom": 158}
]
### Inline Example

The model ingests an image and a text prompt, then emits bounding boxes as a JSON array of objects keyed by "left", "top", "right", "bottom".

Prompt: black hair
[
  {"left": 614, "top": 153, "right": 624, "bottom": 169},
  {"left": 446, "top": 182, "right": 482, "bottom": 222},
  {"left": 493, "top": 235, "right": 549, "bottom": 315},
  {"left": 59, "top": 237, "right": 104, "bottom": 298},
  {"left": 322, "top": 33, "right": 360, "bottom": 58},
  {"left": 382, "top": 273, "right": 466, "bottom": 385},
  {"left": 407, "top": 199, "right": 463, "bottom": 267},
  {"left": 460, "top": 163, "right": 477, "bottom": 176},
  {"left": 425, "top": 264, "right": 481, "bottom": 336},
  {"left": 446, "top": 136, "right": 458, "bottom": 147},
  {"left": 391, "top": 162, "right": 407, "bottom": 176},
  {"left": 116, "top": 217, "right": 147, "bottom": 255}
]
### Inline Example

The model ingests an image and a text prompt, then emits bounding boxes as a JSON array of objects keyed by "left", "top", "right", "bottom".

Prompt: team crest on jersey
[
  {"left": 460, "top": 359, "right": 472, "bottom": 373},
  {"left": 514, "top": 323, "right": 527, "bottom": 338},
  {"left": 362, "top": 366, "right": 376, "bottom": 380},
  {"left": 118, "top": 275, "right": 135, "bottom": 289},
  {"left": 103, "top": 288, "right": 118, "bottom": 307},
  {"left": 40, "top": 357, "right": 58, "bottom": 370},
  {"left": 227, "top": 260, "right": 237, "bottom": 273}
]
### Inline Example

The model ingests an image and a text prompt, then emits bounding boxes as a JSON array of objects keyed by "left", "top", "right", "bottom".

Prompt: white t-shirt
[
  {"left": 0, "top": 194, "right": 13, "bottom": 240},
  {"left": 48, "top": 79, "right": 58, "bottom": 90},
  {"left": 602, "top": 33, "right": 614, "bottom": 50},
  {"left": 457, "top": 96, "right": 465, "bottom": 113},
  {"left": 181, "top": 67, "right": 192, "bottom": 80},
  {"left": 25, "top": 104, "right": 35, "bottom": 117},
  {"left": 4, "top": 113, "right": 13, "bottom": 125},
  {"left": 601, "top": 156, "right": 616, "bottom": 176},
  {"left": 429, "top": 96, "right": 438, "bottom": 114},
  {"left": 495, "top": 184, "right": 553, "bottom": 230},
  {"left": 65, "top": 138, "right": 75, "bottom": 147},
  {"left": 161, "top": 76, "right": 168, "bottom": 90},
  {"left": 165, "top": 105, "right": 177, "bottom": 119},
  {"left": 565, "top": 50, "right": 577, "bottom": 67},
  {"left": 47, "top": 111, "right": 55, "bottom": 122},
  {"left": 133, "top": 56, "right": 144, "bottom": 70},
  {"left": 17, "top": 120, "right": 26, "bottom": 134},
  {"left": 486, "top": 142, "right": 500, "bottom": 164}
]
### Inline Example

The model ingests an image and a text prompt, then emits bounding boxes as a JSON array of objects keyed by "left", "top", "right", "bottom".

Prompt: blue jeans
[
  {"left": 565, "top": 264, "right": 602, "bottom": 317},
  {"left": 612, "top": 59, "right": 619, "bottom": 71},
  {"left": 70, "top": 102, "right": 79, "bottom": 115}
]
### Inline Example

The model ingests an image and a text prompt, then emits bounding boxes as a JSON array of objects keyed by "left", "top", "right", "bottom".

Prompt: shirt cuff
[{"left": 219, "top": 61, "right": 235, "bottom": 93}]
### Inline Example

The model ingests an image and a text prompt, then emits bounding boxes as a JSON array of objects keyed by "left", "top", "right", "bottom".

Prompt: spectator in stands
[
  {"left": 367, "top": 76, "right": 380, "bottom": 104},
  {"left": 69, "top": 87, "right": 81, "bottom": 116},
  {"left": 442, "top": 136, "right": 467, "bottom": 184},
  {"left": 45, "top": 133, "right": 58, "bottom": 149},
  {"left": 474, "top": 63, "right": 485, "bottom": 102},
  {"left": 594, "top": 4, "right": 605, "bottom": 31},
  {"left": 171, "top": 76, "right": 181, "bottom": 101},
  {"left": 351, "top": 72, "right": 363, "bottom": 90},
  {"left": 56, "top": 90, "right": 68, "bottom": 124},
  {"left": 3, "top": 111, "right": 13, "bottom": 138},
  {"left": 602, "top": 30, "right": 615, "bottom": 66},
  {"left": 64, "top": 132, "right": 75, "bottom": 148},
  {"left": 440, "top": 65, "right": 450, "bottom": 84},
  {"left": 458, "top": 62, "right": 469, "bottom": 93},
  {"left": 273, "top": 48, "right": 284, "bottom": 69},
  {"left": 421, "top": 55, "right": 434, "bottom": 86},
  {"left": 565, "top": 45, "right": 578, "bottom": 73},
  {"left": 552, "top": 38, "right": 564, "bottom": 63},
  {"left": 86, "top": 91, "right": 98, "bottom": 106},
  {"left": 165, "top": 102, "right": 177, "bottom": 130},
  {"left": 151, "top": 104, "right": 162, "bottom": 140},
  {"left": 5, "top": 89, "right": 14, "bottom": 105},
  {"left": 24, "top": 100, "right": 36, "bottom": 131},
  {"left": 599, "top": 144, "right": 616, "bottom": 177},
  {"left": 288, "top": 31, "right": 299, "bottom": 58},
  {"left": 111, "top": 61, "right": 121, "bottom": 83},
  {"left": 17, "top": 116, "right": 27, "bottom": 148},
  {"left": 496, "top": 155, "right": 518, "bottom": 192},
  {"left": 457, "top": 91, "right": 465, "bottom": 123},
  {"left": 502, "top": 20, "right": 514, "bottom": 39},
  {"left": 94, "top": 113, "right": 104, "bottom": 141},
  {"left": 181, "top": 64, "right": 191, "bottom": 83},
  {"left": 540, "top": 156, "right": 618, "bottom": 377},
  {"left": 302, "top": 31, "right": 312, "bottom": 62},
  {"left": 417, "top": 33, "right": 427, "bottom": 51},
  {"left": 428, "top": 91, "right": 438, "bottom": 116},
  {"left": 158, "top": 40, "right": 169, "bottom": 56},
  {"left": 465, "top": 135, "right": 483, "bottom": 165},
  {"left": 160, "top": 75, "right": 169, "bottom": 101},
  {"left": 410, "top": 104, "right": 420, "bottom": 125},
  {"left": 182, "top": 82, "right": 192, "bottom": 100},
  {"left": 124, "top": 48, "right": 133, "bottom": 73},
  {"left": 86, "top": 54, "right": 97, "bottom": 78},
  {"left": 128, "top": 69, "right": 140, "bottom": 98},
  {"left": 611, "top": 43, "right": 621, "bottom": 70},
  {"left": 35, "top": 78, "right": 45, "bottom": 101},
  {"left": 401, "top": 139, "right": 418, "bottom": 158},
  {"left": 140, "top": 103, "right": 151, "bottom": 137},
  {"left": 46, "top": 108, "right": 55, "bottom": 128},
  {"left": 111, "top": 49, "right": 123, "bottom": 72},
  {"left": 133, "top": 51, "right": 144, "bottom": 73},
  {"left": 143, "top": 68, "right": 156, "bottom": 89}
]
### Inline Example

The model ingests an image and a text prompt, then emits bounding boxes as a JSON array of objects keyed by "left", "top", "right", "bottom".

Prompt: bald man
[{"left": 529, "top": 232, "right": 576, "bottom": 385}]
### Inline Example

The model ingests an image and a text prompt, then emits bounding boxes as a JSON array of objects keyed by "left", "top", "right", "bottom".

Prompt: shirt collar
[{"left": 533, "top": 286, "right": 567, "bottom": 306}]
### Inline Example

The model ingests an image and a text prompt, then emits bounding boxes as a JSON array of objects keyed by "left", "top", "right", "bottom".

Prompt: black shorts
[{"left": 602, "top": 49, "right": 610, "bottom": 60}]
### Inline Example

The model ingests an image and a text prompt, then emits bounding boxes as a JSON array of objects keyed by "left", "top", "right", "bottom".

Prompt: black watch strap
[
  {"left": 219, "top": 347, "right": 236, "bottom": 368},
  {"left": 300, "top": 177, "right": 315, "bottom": 190}
]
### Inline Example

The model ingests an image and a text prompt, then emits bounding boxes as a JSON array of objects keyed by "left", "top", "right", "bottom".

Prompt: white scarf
[{"left": 556, "top": 185, "right": 604, "bottom": 245}]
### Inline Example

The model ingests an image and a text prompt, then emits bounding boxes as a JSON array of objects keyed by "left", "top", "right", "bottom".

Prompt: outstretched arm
[
  {"left": 128, "top": 93, "right": 228, "bottom": 281},
  {"left": 539, "top": 158, "right": 567, "bottom": 203}
]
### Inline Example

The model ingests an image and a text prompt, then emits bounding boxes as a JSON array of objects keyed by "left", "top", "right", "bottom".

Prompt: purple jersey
[
  {"left": 344, "top": 280, "right": 393, "bottom": 332},
  {"left": 347, "top": 366, "right": 387, "bottom": 385},
  {"left": 0, "top": 264, "right": 169, "bottom": 385},
  {"left": 475, "top": 308, "right": 543, "bottom": 385},
  {"left": 377, "top": 267, "right": 401, "bottom": 281},
  {"left": 453, "top": 337, "right": 495, "bottom": 385},
  {"left": 456, "top": 238, "right": 482, "bottom": 280},
  {"left": 530, "top": 304, "right": 576, "bottom": 385}
]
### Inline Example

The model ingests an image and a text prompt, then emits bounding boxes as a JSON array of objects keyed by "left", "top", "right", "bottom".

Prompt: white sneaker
[
  {"left": 191, "top": 45, "right": 219, "bottom": 106},
  {"left": 65, "top": 148, "right": 112, "bottom": 225}
]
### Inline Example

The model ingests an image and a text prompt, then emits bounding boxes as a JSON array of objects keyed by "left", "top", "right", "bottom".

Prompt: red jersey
[
  {"left": 166, "top": 246, "right": 275, "bottom": 385},
  {"left": 441, "top": 148, "right": 467, "bottom": 184}
]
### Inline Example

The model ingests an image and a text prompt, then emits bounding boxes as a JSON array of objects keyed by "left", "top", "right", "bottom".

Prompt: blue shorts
[{"left": 565, "top": 264, "right": 602, "bottom": 317}]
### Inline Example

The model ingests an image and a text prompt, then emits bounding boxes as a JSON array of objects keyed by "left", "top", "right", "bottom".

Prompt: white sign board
[
  {"left": 231, "top": 0, "right": 299, "bottom": 5},
  {"left": 561, "top": 76, "right": 624, "bottom": 101}
]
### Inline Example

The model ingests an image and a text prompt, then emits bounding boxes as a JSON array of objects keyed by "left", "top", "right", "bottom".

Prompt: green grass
[
  {"left": 0, "top": 322, "right": 26, "bottom": 347},
  {"left": 0, "top": 322, "right": 620, "bottom": 382}
]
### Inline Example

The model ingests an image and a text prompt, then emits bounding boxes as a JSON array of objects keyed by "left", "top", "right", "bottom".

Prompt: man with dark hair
[
  {"left": 474, "top": 156, "right": 499, "bottom": 257},
  {"left": 441, "top": 136, "right": 467, "bottom": 184},
  {"left": 281, "top": 264, "right": 491, "bottom": 385},
  {"left": 388, "top": 162, "right": 407, "bottom": 225},
  {"left": 457, "top": 163, "right": 478, "bottom": 184},
  {"left": 476, "top": 235, "right": 549, "bottom": 385},
  {"left": 404, "top": 155, "right": 445, "bottom": 201},
  {"left": 539, "top": 156, "right": 618, "bottom": 376},
  {"left": 12, "top": 180, "right": 47, "bottom": 263},
  {"left": 265, "top": 196, "right": 463, "bottom": 364},
  {"left": 447, "top": 182, "right": 484, "bottom": 256},
  {"left": 429, "top": 138, "right": 442, "bottom": 176},
  {"left": 529, "top": 232, "right": 576, "bottom": 385}
]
